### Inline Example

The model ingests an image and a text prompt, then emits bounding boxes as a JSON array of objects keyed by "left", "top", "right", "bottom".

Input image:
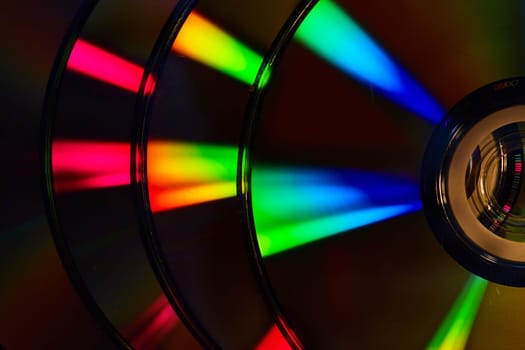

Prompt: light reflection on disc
[{"left": 242, "top": 0, "right": 525, "bottom": 349}]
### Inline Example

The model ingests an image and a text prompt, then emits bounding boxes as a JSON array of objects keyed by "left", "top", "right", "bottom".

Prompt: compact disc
[
  {"left": 7, "top": 0, "right": 525, "bottom": 348},
  {"left": 43, "top": 1, "right": 201, "bottom": 348},
  {"left": 242, "top": 0, "right": 525, "bottom": 348},
  {"left": 135, "top": 1, "right": 304, "bottom": 348}
]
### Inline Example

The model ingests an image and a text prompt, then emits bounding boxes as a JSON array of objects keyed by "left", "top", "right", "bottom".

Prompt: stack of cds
[{"left": 3, "top": 0, "right": 525, "bottom": 349}]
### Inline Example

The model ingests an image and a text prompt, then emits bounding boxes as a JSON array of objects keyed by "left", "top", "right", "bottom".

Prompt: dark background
[{"left": 0, "top": 1, "right": 117, "bottom": 348}]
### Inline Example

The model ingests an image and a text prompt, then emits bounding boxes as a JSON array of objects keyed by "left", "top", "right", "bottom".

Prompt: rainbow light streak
[
  {"left": 147, "top": 141, "right": 237, "bottom": 186},
  {"left": 54, "top": 140, "right": 422, "bottom": 259},
  {"left": 252, "top": 167, "right": 422, "bottom": 257},
  {"left": 67, "top": 39, "right": 156, "bottom": 94},
  {"left": 147, "top": 141, "right": 237, "bottom": 212},
  {"left": 173, "top": 12, "right": 263, "bottom": 85},
  {"left": 52, "top": 140, "right": 130, "bottom": 192},
  {"left": 257, "top": 202, "right": 421, "bottom": 257},
  {"left": 427, "top": 275, "right": 488, "bottom": 350},
  {"left": 52, "top": 140, "right": 238, "bottom": 211},
  {"left": 294, "top": 0, "right": 444, "bottom": 123}
]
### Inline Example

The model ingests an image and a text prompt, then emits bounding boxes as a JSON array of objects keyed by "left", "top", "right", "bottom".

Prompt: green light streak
[
  {"left": 256, "top": 202, "right": 421, "bottom": 257},
  {"left": 294, "top": 0, "right": 401, "bottom": 91},
  {"left": 148, "top": 141, "right": 237, "bottom": 185},
  {"left": 293, "top": 0, "right": 444, "bottom": 123},
  {"left": 173, "top": 12, "right": 263, "bottom": 85},
  {"left": 427, "top": 275, "right": 488, "bottom": 350},
  {"left": 251, "top": 167, "right": 421, "bottom": 257}
]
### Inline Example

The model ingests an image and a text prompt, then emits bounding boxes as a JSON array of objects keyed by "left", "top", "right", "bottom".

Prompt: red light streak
[
  {"left": 255, "top": 325, "right": 293, "bottom": 350},
  {"left": 148, "top": 182, "right": 236, "bottom": 213}
]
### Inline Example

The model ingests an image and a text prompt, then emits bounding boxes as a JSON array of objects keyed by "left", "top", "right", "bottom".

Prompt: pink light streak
[
  {"left": 124, "top": 295, "right": 180, "bottom": 350},
  {"left": 52, "top": 140, "right": 130, "bottom": 192},
  {"left": 67, "top": 39, "right": 156, "bottom": 94}
]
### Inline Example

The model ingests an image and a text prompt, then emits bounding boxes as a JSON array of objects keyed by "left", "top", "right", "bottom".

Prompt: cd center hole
[{"left": 465, "top": 122, "right": 525, "bottom": 241}]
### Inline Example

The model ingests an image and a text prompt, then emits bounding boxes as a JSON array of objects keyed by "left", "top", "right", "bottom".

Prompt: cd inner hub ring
[
  {"left": 422, "top": 77, "right": 525, "bottom": 286},
  {"left": 447, "top": 106, "right": 525, "bottom": 261}
]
